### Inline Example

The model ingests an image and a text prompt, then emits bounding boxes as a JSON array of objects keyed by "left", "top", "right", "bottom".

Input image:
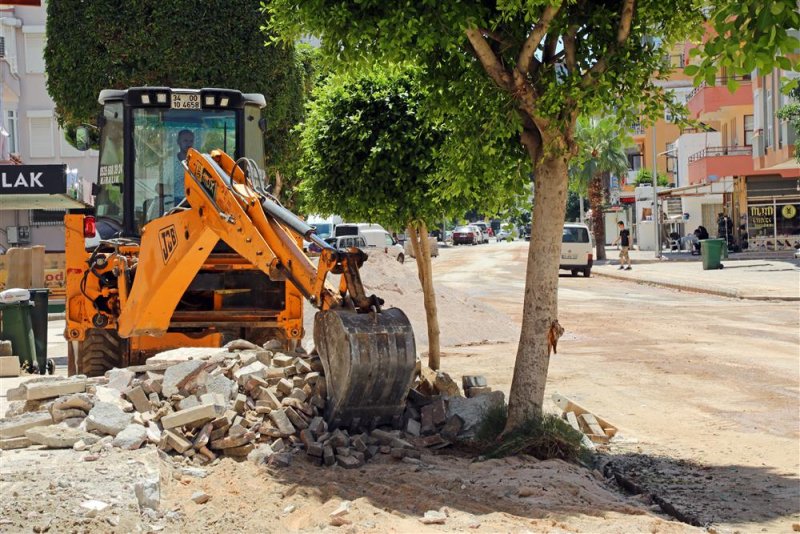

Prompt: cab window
[
  {"left": 384, "top": 233, "right": 394, "bottom": 246},
  {"left": 95, "top": 102, "right": 125, "bottom": 222}
]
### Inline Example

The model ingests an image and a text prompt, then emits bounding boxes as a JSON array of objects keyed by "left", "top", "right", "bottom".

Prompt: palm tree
[{"left": 570, "top": 117, "right": 632, "bottom": 261}]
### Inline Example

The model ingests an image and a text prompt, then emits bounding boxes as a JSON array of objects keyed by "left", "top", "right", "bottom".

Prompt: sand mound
[{"left": 303, "top": 251, "right": 519, "bottom": 350}]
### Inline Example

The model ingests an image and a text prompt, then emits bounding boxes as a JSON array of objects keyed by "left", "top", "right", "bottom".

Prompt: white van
[
  {"left": 334, "top": 223, "right": 405, "bottom": 263},
  {"left": 560, "top": 223, "right": 593, "bottom": 277}
]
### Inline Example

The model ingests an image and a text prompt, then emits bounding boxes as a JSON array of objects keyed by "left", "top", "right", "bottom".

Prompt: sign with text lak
[{"left": 0, "top": 165, "right": 67, "bottom": 195}]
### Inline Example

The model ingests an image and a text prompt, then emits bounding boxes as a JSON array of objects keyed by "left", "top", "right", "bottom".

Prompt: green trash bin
[
  {"left": 29, "top": 288, "right": 51, "bottom": 374},
  {"left": 0, "top": 299, "right": 37, "bottom": 372},
  {"left": 700, "top": 238, "right": 725, "bottom": 270}
]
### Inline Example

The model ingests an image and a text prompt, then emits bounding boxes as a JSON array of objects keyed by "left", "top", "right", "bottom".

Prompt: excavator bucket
[{"left": 314, "top": 307, "right": 417, "bottom": 430}]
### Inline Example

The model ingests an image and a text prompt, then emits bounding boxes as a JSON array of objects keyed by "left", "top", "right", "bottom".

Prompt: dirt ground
[{"left": 1, "top": 241, "right": 797, "bottom": 533}]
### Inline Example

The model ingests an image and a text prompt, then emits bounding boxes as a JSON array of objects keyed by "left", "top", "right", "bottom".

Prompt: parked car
[
  {"left": 333, "top": 223, "right": 405, "bottom": 262},
  {"left": 472, "top": 222, "right": 492, "bottom": 243},
  {"left": 452, "top": 225, "right": 481, "bottom": 245},
  {"left": 495, "top": 228, "right": 514, "bottom": 241},
  {"left": 560, "top": 223, "right": 593, "bottom": 277}
]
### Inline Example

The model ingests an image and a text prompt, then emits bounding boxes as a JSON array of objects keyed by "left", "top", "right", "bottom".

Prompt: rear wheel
[
  {"left": 571, "top": 269, "right": 579, "bottom": 277},
  {"left": 583, "top": 267, "right": 591, "bottom": 277},
  {"left": 396, "top": 253, "right": 405, "bottom": 264},
  {"left": 69, "top": 328, "right": 125, "bottom": 377}
]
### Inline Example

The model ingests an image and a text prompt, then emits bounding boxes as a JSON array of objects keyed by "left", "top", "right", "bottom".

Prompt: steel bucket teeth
[{"left": 314, "top": 307, "right": 416, "bottom": 430}]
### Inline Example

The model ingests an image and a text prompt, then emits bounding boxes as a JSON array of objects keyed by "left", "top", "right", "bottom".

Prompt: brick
[
  {"left": 289, "top": 388, "right": 307, "bottom": 403},
  {"left": 352, "top": 436, "right": 367, "bottom": 452},
  {"left": 323, "top": 445, "right": 335, "bottom": 466},
  {"left": 308, "top": 416, "right": 325, "bottom": 436},
  {"left": 303, "top": 371, "right": 321, "bottom": 386},
  {"left": 352, "top": 451, "right": 366, "bottom": 464},
  {"left": 330, "top": 429, "right": 349, "bottom": 448},
  {"left": 233, "top": 394, "right": 247, "bottom": 414},
  {"left": 224, "top": 443, "right": 254, "bottom": 457},
  {"left": 369, "top": 429, "right": 394, "bottom": 445},
  {"left": 268, "top": 409, "right": 296, "bottom": 437},
  {"left": 335, "top": 446, "right": 351, "bottom": 457},
  {"left": 26, "top": 379, "right": 87, "bottom": 400},
  {"left": 259, "top": 388, "right": 281, "bottom": 410},
  {"left": 125, "top": 386, "right": 152, "bottom": 413},
  {"left": 276, "top": 378, "right": 293, "bottom": 396},
  {"left": 271, "top": 353, "right": 295, "bottom": 367},
  {"left": 210, "top": 431, "right": 255, "bottom": 450},
  {"left": 285, "top": 407, "right": 308, "bottom": 430},
  {"left": 440, "top": 415, "right": 464, "bottom": 440},
  {"left": 420, "top": 405, "right": 435, "bottom": 434},
  {"left": 163, "top": 429, "right": 192, "bottom": 453},
  {"left": 299, "top": 429, "right": 315, "bottom": 449},
  {"left": 271, "top": 437, "right": 286, "bottom": 452},
  {"left": 161, "top": 404, "right": 217, "bottom": 429},
  {"left": 292, "top": 376, "right": 304, "bottom": 388},
  {"left": 294, "top": 358, "right": 313, "bottom": 374},
  {"left": 307, "top": 442, "right": 324, "bottom": 457},
  {"left": 429, "top": 398, "right": 446, "bottom": 426},
  {"left": 405, "top": 418, "right": 421, "bottom": 437},
  {"left": 0, "top": 356, "right": 20, "bottom": 377},
  {"left": 365, "top": 445, "right": 379, "bottom": 460},
  {"left": 337, "top": 454, "right": 362, "bottom": 469}
]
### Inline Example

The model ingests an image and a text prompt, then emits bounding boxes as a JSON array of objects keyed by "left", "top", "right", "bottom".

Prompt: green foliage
[
  {"left": 474, "top": 403, "right": 586, "bottom": 462},
  {"left": 777, "top": 86, "right": 800, "bottom": 162},
  {"left": 688, "top": 1, "right": 800, "bottom": 93},
  {"left": 565, "top": 191, "right": 582, "bottom": 222},
  {"left": 45, "top": 0, "right": 306, "bottom": 175},
  {"left": 634, "top": 168, "right": 670, "bottom": 187},
  {"left": 570, "top": 116, "right": 632, "bottom": 196}
]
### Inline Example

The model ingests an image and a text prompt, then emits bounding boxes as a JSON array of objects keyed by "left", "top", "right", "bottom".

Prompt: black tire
[
  {"left": 583, "top": 267, "right": 591, "bottom": 277},
  {"left": 571, "top": 269, "right": 579, "bottom": 277},
  {"left": 69, "top": 328, "right": 125, "bottom": 377},
  {"left": 397, "top": 253, "right": 405, "bottom": 264}
]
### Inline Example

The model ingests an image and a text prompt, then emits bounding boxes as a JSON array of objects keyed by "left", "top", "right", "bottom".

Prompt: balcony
[
  {"left": 685, "top": 77, "right": 752, "bottom": 120},
  {"left": 687, "top": 145, "right": 753, "bottom": 184}
]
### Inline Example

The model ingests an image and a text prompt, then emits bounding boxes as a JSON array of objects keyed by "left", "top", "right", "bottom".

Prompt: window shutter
[{"left": 29, "top": 117, "right": 54, "bottom": 157}]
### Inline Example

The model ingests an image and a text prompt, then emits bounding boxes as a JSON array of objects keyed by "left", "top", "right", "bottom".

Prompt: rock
[
  {"left": 225, "top": 339, "right": 260, "bottom": 351},
  {"left": 330, "top": 516, "right": 351, "bottom": 527},
  {"left": 50, "top": 407, "right": 87, "bottom": 423},
  {"left": 191, "top": 491, "right": 210, "bottom": 504},
  {"left": 0, "top": 436, "right": 32, "bottom": 450},
  {"left": 446, "top": 391, "right": 505, "bottom": 437},
  {"left": 276, "top": 378, "right": 293, "bottom": 396},
  {"left": 233, "top": 361, "right": 268, "bottom": 385},
  {"left": 268, "top": 452, "right": 293, "bottom": 467},
  {"left": 52, "top": 393, "right": 94, "bottom": 412},
  {"left": 179, "top": 467, "right": 208, "bottom": 478},
  {"left": 0, "top": 412, "right": 53, "bottom": 439},
  {"left": 80, "top": 499, "right": 109, "bottom": 517},
  {"left": 134, "top": 476, "right": 160, "bottom": 511},
  {"left": 440, "top": 415, "right": 464, "bottom": 441},
  {"left": 112, "top": 423, "right": 148, "bottom": 450},
  {"left": 247, "top": 444, "right": 274, "bottom": 464},
  {"left": 337, "top": 454, "right": 363, "bottom": 469},
  {"left": 146, "top": 421, "right": 162, "bottom": 444},
  {"left": 0, "top": 339, "right": 12, "bottom": 356},
  {"left": 462, "top": 375, "right": 487, "bottom": 389},
  {"left": 125, "top": 386, "right": 152, "bottom": 413},
  {"left": 106, "top": 368, "right": 135, "bottom": 393},
  {"left": 268, "top": 409, "right": 296, "bottom": 437},
  {"left": 162, "top": 360, "right": 206, "bottom": 397},
  {"left": 271, "top": 353, "right": 295, "bottom": 367},
  {"left": 323, "top": 445, "right": 335, "bottom": 466},
  {"left": 420, "top": 510, "right": 447, "bottom": 525},
  {"left": 465, "top": 386, "right": 493, "bottom": 398},
  {"left": 330, "top": 500, "right": 351, "bottom": 517},
  {"left": 26, "top": 378, "right": 87, "bottom": 401},
  {"left": 73, "top": 439, "right": 88, "bottom": 451},
  {"left": 85, "top": 402, "right": 133, "bottom": 436},
  {"left": 204, "top": 374, "right": 236, "bottom": 401},
  {"left": 405, "top": 418, "right": 421, "bottom": 437},
  {"left": 518, "top": 487, "right": 536, "bottom": 497},
  {"left": 94, "top": 385, "right": 133, "bottom": 410},
  {"left": 25, "top": 425, "right": 98, "bottom": 448}
]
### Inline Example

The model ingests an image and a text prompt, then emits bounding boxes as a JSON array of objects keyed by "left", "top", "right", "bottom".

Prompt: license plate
[
  {"left": 171, "top": 93, "right": 200, "bottom": 110},
  {"left": 562, "top": 254, "right": 578, "bottom": 260}
]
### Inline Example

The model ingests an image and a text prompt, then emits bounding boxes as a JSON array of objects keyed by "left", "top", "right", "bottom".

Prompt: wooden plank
[
  {"left": 6, "top": 247, "right": 32, "bottom": 288},
  {"left": 552, "top": 393, "right": 618, "bottom": 434},
  {"left": 565, "top": 411, "right": 582, "bottom": 432},
  {"left": 579, "top": 413, "right": 606, "bottom": 437}
]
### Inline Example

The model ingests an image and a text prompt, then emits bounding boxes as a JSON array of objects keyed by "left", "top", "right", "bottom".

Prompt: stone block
[
  {"left": 268, "top": 409, "right": 296, "bottom": 437},
  {"left": 25, "top": 424, "right": 97, "bottom": 448},
  {"left": 112, "top": 423, "right": 148, "bottom": 450},
  {"left": 466, "top": 386, "right": 493, "bottom": 398},
  {"left": 161, "top": 404, "right": 217, "bottom": 430},
  {"left": 289, "top": 388, "right": 307, "bottom": 403},
  {"left": 337, "top": 454, "right": 362, "bottom": 469},
  {"left": 440, "top": 415, "right": 464, "bottom": 441},
  {"left": 26, "top": 378, "right": 87, "bottom": 400},
  {"left": 323, "top": 444, "right": 335, "bottom": 466},
  {"left": 162, "top": 360, "right": 206, "bottom": 397},
  {"left": 462, "top": 375, "right": 488, "bottom": 390},
  {"left": 271, "top": 353, "right": 295, "bottom": 367},
  {"left": 294, "top": 358, "right": 313, "bottom": 374},
  {"left": 106, "top": 368, "right": 135, "bottom": 393},
  {"left": 0, "top": 339, "right": 12, "bottom": 356},
  {"left": 405, "top": 418, "right": 421, "bottom": 437},
  {"left": 0, "top": 435, "right": 32, "bottom": 449},
  {"left": 446, "top": 390, "right": 505, "bottom": 437},
  {"left": 259, "top": 388, "right": 281, "bottom": 410},
  {"left": 0, "top": 412, "right": 53, "bottom": 439},
  {"left": 233, "top": 394, "right": 247, "bottom": 414},
  {"left": 284, "top": 407, "right": 308, "bottom": 430},
  {"left": 308, "top": 416, "right": 325, "bottom": 436},
  {"left": 125, "top": 386, "right": 152, "bottom": 413},
  {"left": 0, "top": 356, "right": 20, "bottom": 377},
  {"left": 307, "top": 441, "right": 324, "bottom": 457},
  {"left": 163, "top": 429, "right": 192, "bottom": 453},
  {"left": 276, "top": 378, "right": 293, "bottom": 396}
]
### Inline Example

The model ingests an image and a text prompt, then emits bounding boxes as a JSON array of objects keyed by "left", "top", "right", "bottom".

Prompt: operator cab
[{"left": 80, "top": 87, "right": 267, "bottom": 238}]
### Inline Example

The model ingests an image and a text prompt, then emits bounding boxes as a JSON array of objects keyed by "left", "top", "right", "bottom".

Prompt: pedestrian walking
[{"left": 613, "top": 221, "right": 632, "bottom": 270}]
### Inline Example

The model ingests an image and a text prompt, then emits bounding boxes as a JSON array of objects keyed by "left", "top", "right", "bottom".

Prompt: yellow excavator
[{"left": 64, "top": 87, "right": 416, "bottom": 427}]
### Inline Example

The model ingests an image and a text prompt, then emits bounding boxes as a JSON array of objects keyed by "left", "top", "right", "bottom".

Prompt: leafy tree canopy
[
  {"left": 45, "top": 0, "right": 306, "bottom": 173},
  {"left": 635, "top": 168, "right": 671, "bottom": 187}
]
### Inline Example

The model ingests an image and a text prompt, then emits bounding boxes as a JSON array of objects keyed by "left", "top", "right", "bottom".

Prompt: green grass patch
[{"left": 473, "top": 403, "right": 587, "bottom": 463}]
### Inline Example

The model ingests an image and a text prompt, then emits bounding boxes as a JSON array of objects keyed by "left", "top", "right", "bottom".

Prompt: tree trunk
[
  {"left": 505, "top": 153, "right": 569, "bottom": 431},
  {"left": 579, "top": 196, "right": 585, "bottom": 223},
  {"left": 589, "top": 171, "right": 606, "bottom": 260},
  {"left": 407, "top": 221, "right": 441, "bottom": 370}
]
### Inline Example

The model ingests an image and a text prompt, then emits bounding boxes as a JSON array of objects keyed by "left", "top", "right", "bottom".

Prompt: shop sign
[
  {"left": 0, "top": 165, "right": 67, "bottom": 195},
  {"left": 748, "top": 205, "right": 774, "bottom": 228}
]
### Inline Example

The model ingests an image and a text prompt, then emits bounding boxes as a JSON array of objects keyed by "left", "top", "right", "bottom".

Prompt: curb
[
  {"left": 591, "top": 270, "right": 800, "bottom": 301},
  {"left": 47, "top": 313, "right": 66, "bottom": 321}
]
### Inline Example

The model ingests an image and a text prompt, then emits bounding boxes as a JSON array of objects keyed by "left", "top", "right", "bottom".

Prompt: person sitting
[{"left": 691, "top": 226, "right": 709, "bottom": 254}]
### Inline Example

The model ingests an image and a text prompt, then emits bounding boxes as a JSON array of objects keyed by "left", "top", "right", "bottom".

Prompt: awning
[
  {"left": 658, "top": 178, "right": 733, "bottom": 197},
  {"left": 0, "top": 194, "right": 91, "bottom": 210}
]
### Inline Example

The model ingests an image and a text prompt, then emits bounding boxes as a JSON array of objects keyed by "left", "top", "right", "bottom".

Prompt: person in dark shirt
[{"left": 613, "top": 220, "right": 632, "bottom": 270}]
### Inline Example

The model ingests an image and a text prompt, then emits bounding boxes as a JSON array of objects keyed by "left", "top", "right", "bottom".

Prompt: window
[
  {"left": 384, "top": 233, "right": 394, "bottom": 246},
  {"left": 95, "top": 102, "right": 125, "bottom": 222},
  {"left": 30, "top": 209, "right": 66, "bottom": 227},
  {"left": 0, "top": 36, "right": 5, "bottom": 58},
  {"left": 6, "top": 110, "right": 18, "bottom": 154},
  {"left": 23, "top": 32, "right": 45, "bottom": 74},
  {"left": 744, "top": 115, "right": 754, "bottom": 146},
  {"left": 766, "top": 90, "right": 774, "bottom": 148},
  {"left": 29, "top": 115, "right": 54, "bottom": 158},
  {"left": 562, "top": 226, "right": 590, "bottom": 243}
]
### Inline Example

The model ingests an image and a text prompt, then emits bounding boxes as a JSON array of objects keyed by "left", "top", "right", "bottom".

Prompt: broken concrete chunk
[
  {"left": 446, "top": 390, "right": 505, "bottom": 437},
  {"left": 134, "top": 477, "right": 160, "bottom": 511},
  {"left": 163, "top": 429, "right": 192, "bottom": 453},
  {"left": 405, "top": 418, "right": 421, "bottom": 437},
  {"left": 420, "top": 510, "right": 447, "bottom": 525},
  {"left": 25, "top": 424, "right": 98, "bottom": 448},
  {"left": 52, "top": 393, "right": 94, "bottom": 412},
  {"left": 461, "top": 375, "right": 488, "bottom": 390},
  {"left": 162, "top": 360, "right": 206, "bottom": 397},
  {"left": 0, "top": 436, "right": 32, "bottom": 450},
  {"left": 161, "top": 403, "right": 217, "bottom": 430},
  {"left": 271, "top": 353, "right": 295, "bottom": 367},
  {"left": 276, "top": 378, "right": 293, "bottom": 396},
  {"left": 112, "top": 423, "right": 148, "bottom": 450},
  {"left": 233, "top": 361, "right": 267, "bottom": 385},
  {"left": 26, "top": 378, "right": 87, "bottom": 401},
  {"left": 225, "top": 339, "right": 260, "bottom": 351},
  {"left": 440, "top": 415, "right": 465, "bottom": 441},
  {"left": 337, "top": 454, "right": 363, "bottom": 469},
  {"left": 125, "top": 386, "right": 152, "bottom": 413},
  {"left": 106, "top": 368, "right": 135, "bottom": 393},
  {"left": 247, "top": 443, "right": 274, "bottom": 464},
  {"left": 0, "top": 356, "right": 20, "bottom": 377},
  {"left": 85, "top": 402, "right": 133, "bottom": 436},
  {"left": 268, "top": 409, "right": 296, "bottom": 437},
  {"left": 204, "top": 374, "right": 236, "bottom": 401}
]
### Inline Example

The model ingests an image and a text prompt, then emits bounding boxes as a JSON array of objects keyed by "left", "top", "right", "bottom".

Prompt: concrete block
[
  {"left": 162, "top": 360, "right": 206, "bottom": 397},
  {"left": 271, "top": 353, "right": 295, "bottom": 367},
  {"left": 112, "top": 423, "right": 148, "bottom": 450},
  {"left": 125, "top": 386, "right": 152, "bottom": 413},
  {"left": 106, "top": 368, "right": 135, "bottom": 393},
  {"left": 233, "top": 361, "right": 267, "bottom": 385},
  {"left": 163, "top": 429, "right": 192, "bottom": 453},
  {"left": 26, "top": 378, "right": 87, "bottom": 400},
  {"left": 0, "top": 436, "right": 32, "bottom": 449},
  {"left": 161, "top": 404, "right": 217, "bottom": 430},
  {"left": 0, "top": 412, "right": 53, "bottom": 438},
  {"left": 85, "top": 402, "right": 133, "bottom": 436},
  {"left": 0, "top": 339, "right": 12, "bottom": 356},
  {"left": 26, "top": 424, "right": 98, "bottom": 449},
  {"left": 0, "top": 356, "right": 20, "bottom": 377},
  {"left": 268, "top": 409, "right": 296, "bottom": 437}
]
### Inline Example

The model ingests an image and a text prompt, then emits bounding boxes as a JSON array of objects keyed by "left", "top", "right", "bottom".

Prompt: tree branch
[
  {"left": 518, "top": 1, "right": 563, "bottom": 76},
  {"left": 466, "top": 28, "right": 513, "bottom": 91},
  {"left": 543, "top": 33, "right": 558, "bottom": 64},
  {"left": 563, "top": 25, "right": 577, "bottom": 72},
  {"left": 582, "top": 0, "right": 636, "bottom": 86}
]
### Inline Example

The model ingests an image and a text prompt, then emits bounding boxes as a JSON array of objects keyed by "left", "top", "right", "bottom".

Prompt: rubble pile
[{"left": 0, "top": 341, "right": 503, "bottom": 471}]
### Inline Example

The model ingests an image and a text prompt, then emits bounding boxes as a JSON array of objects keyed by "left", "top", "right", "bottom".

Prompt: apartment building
[{"left": 0, "top": 1, "right": 98, "bottom": 252}]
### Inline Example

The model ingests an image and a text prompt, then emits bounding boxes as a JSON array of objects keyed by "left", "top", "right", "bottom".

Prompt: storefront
[{"left": 744, "top": 176, "right": 800, "bottom": 251}]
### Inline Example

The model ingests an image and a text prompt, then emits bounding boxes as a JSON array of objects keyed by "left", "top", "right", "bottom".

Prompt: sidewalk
[{"left": 593, "top": 257, "right": 800, "bottom": 300}]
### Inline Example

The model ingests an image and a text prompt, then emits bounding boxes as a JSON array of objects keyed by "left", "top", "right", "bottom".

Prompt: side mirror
[
  {"left": 75, "top": 126, "right": 90, "bottom": 151},
  {"left": 258, "top": 117, "right": 267, "bottom": 132}
]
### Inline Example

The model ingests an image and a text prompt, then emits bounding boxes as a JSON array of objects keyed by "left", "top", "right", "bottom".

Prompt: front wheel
[
  {"left": 68, "top": 328, "right": 126, "bottom": 377},
  {"left": 571, "top": 269, "right": 579, "bottom": 277},
  {"left": 396, "top": 253, "right": 405, "bottom": 264}
]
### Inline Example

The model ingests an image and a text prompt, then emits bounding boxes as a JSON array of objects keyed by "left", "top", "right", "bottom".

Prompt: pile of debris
[
  {"left": 552, "top": 393, "right": 618, "bottom": 448},
  {"left": 1, "top": 342, "right": 503, "bottom": 471}
]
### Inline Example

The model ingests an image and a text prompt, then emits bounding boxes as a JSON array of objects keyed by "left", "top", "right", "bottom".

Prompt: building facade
[{"left": 1, "top": 1, "right": 98, "bottom": 252}]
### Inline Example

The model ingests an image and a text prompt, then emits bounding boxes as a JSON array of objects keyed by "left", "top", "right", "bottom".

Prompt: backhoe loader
[{"left": 64, "top": 88, "right": 416, "bottom": 428}]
